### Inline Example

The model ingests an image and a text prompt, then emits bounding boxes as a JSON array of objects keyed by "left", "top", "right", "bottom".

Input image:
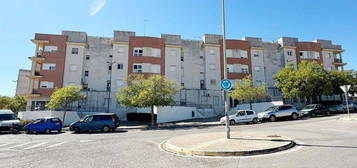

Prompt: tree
[
  {"left": 6, "top": 96, "right": 27, "bottom": 113},
  {"left": 274, "top": 61, "right": 330, "bottom": 103},
  {"left": 48, "top": 86, "right": 84, "bottom": 124},
  {"left": 327, "top": 70, "right": 354, "bottom": 96},
  {"left": 0, "top": 96, "right": 12, "bottom": 109},
  {"left": 230, "top": 76, "right": 270, "bottom": 109},
  {"left": 117, "top": 74, "right": 178, "bottom": 126}
]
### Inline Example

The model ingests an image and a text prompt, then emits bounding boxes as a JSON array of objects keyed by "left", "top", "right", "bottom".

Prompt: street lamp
[
  {"left": 107, "top": 60, "right": 116, "bottom": 113},
  {"left": 221, "top": 0, "right": 231, "bottom": 139}
]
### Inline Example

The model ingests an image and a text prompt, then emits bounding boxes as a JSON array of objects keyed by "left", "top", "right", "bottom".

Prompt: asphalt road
[{"left": 1, "top": 115, "right": 357, "bottom": 168}]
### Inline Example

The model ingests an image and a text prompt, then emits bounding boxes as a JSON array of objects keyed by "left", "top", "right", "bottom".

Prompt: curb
[{"left": 161, "top": 139, "right": 296, "bottom": 157}]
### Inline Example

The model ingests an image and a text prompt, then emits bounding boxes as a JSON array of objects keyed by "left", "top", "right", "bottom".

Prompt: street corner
[{"left": 160, "top": 131, "right": 297, "bottom": 157}]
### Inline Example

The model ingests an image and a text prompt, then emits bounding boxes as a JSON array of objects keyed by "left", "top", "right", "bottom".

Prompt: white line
[
  {"left": 24, "top": 142, "right": 48, "bottom": 150},
  {"left": 8, "top": 142, "right": 31, "bottom": 149},
  {"left": 0, "top": 143, "right": 13, "bottom": 147},
  {"left": 46, "top": 141, "right": 68, "bottom": 148}
]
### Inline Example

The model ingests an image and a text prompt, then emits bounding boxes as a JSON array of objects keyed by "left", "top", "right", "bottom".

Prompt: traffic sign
[
  {"left": 340, "top": 85, "right": 351, "bottom": 93},
  {"left": 221, "top": 79, "right": 233, "bottom": 91}
]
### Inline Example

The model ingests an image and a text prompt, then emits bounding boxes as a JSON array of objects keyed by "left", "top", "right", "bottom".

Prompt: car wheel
[
  {"left": 252, "top": 118, "right": 258, "bottom": 124},
  {"left": 326, "top": 111, "right": 331, "bottom": 116},
  {"left": 229, "top": 120, "right": 236, "bottom": 125},
  {"left": 269, "top": 115, "right": 276, "bottom": 122},
  {"left": 57, "top": 129, "right": 62, "bottom": 133},
  {"left": 25, "top": 129, "right": 31, "bottom": 134},
  {"left": 291, "top": 113, "right": 298, "bottom": 120},
  {"left": 45, "top": 128, "right": 51, "bottom": 134},
  {"left": 311, "top": 113, "right": 316, "bottom": 118},
  {"left": 73, "top": 127, "right": 80, "bottom": 133},
  {"left": 102, "top": 125, "right": 110, "bottom": 132}
]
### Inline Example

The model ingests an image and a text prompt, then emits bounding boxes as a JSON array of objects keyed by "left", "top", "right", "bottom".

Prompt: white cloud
[{"left": 89, "top": 0, "right": 107, "bottom": 16}]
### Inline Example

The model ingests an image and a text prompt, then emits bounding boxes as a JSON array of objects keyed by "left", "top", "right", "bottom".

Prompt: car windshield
[
  {"left": 303, "top": 105, "right": 315, "bottom": 110},
  {"left": 264, "top": 106, "right": 276, "bottom": 112},
  {"left": 0, "top": 114, "right": 17, "bottom": 121}
]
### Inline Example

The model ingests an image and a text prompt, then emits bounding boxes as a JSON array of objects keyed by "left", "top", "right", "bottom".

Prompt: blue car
[
  {"left": 69, "top": 113, "right": 120, "bottom": 133},
  {"left": 24, "top": 117, "right": 63, "bottom": 134}
]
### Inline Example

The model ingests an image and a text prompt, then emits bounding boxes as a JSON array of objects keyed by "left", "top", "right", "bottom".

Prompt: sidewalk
[
  {"left": 120, "top": 117, "right": 221, "bottom": 130},
  {"left": 161, "top": 132, "right": 296, "bottom": 157}
]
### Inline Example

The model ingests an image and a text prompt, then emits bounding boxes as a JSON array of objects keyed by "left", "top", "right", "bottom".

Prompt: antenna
[{"left": 144, "top": 19, "right": 148, "bottom": 36}]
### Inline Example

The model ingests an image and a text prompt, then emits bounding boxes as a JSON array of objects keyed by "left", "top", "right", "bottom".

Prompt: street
[{"left": 1, "top": 115, "right": 357, "bottom": 168}]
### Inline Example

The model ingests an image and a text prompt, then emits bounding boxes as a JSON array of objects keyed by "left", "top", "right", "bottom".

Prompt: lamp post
[{"left": 221, "top": 0, "right": 231, "bottom": 139}]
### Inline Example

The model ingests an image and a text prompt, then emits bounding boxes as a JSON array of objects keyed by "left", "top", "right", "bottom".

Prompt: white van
[{"left": 0, "top": 110, "right": 20, "bottom": 133}]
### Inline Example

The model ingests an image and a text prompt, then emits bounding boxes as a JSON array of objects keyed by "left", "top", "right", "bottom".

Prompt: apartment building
[{"left": 16, "top": 30, "right": 345, "bottom": 118}]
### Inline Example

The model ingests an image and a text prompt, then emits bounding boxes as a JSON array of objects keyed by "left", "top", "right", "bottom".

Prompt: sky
[{"left": 0, "top": 0, "right": 356, "bottom": 96}]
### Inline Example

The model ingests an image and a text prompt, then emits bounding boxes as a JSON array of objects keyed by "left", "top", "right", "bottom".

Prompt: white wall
[
  {"left": 155, "top": 106, "right": 197, "bottom": 123},
  {"left": 18, "top": 111, "right": 81, "bottom": 126},
  {"left": 232, "top": 101, "right": 284, "bottom": 113},
  {"left": 63, "top": 44, "right": 85, "bottom": 86}
]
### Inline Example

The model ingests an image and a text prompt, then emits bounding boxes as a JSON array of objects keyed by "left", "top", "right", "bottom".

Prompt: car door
[
  {"left": 276, "top": 106, "right": 285, "bottom": 117},
  {"left": 245, "top": 110, "right": 254, "bottom": 122},
  {"left": 50, "top": 118, "right": 61, "bottom": 130},
  {"left": 82, "top": 116, "right": 94, "bottom": 131},
  {"left": 92, "top": 115, "right": 102, "bottom": 130},
  {"left": 236, "top": 111, "right": 246, "bottom": 123}
]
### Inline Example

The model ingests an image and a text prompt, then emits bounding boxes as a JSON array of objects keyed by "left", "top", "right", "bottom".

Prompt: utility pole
[
  {"left": 221, "top": 0, "right": 231, "bottom": 139},
  {"left": 107, "top": 60, "right": 116, "bottom": 113}
]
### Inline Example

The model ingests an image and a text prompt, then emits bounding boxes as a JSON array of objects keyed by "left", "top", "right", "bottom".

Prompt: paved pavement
[{"left": 1, "top": 114, "right": 357, "bottom": 168}]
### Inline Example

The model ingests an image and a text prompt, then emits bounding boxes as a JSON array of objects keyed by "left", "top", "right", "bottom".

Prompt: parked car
[
  {"left": 69, "top": 113, "right": 120, "bottom": 133},
  {"left": 220, "top": 110, "right": 259, "bottom": 125},
  {"left": 342, "top": 103, "right": 357, "bottom": 112},
  {"left": 257, "top": 105, "right": 298, "bottom": 122},
  {"left": 299, "top": 104, "right": 330, "bottom": 117},
  {"left": 24, "top": 117, "right": 63, "bottom": 134},
  {"left": 0, "top": 110, "right": 20, "bottom": 133},
  {"left": 328, "top": 104, "right": 345, "bottom": 114}
]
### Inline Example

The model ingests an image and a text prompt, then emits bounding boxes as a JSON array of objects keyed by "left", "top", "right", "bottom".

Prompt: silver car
[{"left": 257, "top": 105, "right": 299, "bottom": 122}]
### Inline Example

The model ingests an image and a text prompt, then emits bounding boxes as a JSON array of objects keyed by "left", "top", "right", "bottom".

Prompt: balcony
[
  {"left": 27, "top": 71, "right": 43, "bottom": 79},
  {"left": 28, "top": 52, "right": 45, "bottom": 62},
  {"left": 27, "top": 89, "right": 41, "bottom": 97},
  {"left": 333, "top": 58, "right": 347, "bottom": 66}
]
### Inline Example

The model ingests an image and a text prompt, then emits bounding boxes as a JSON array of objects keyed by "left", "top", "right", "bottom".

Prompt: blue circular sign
[{"left": 221, "top": 79, "right": 233, "bottom": 91}]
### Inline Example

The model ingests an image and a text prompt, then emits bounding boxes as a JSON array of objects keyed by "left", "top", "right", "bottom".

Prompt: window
[
  {"left": 226, "top": 49, "right": 233, "bottom": 58},
  {"left": 200, "top": 55, "right": 204, "bottom": 59},
  {"left": 106, "top": 81, "right": 111, "bottom": 91},
  {"left": 151, "top": 64, "right": 160, "bottom": 73},
  {"left": 315, "top": 52, "right": 320, "bottom": 59},
  {"left": 42, "top": 63, "right": 56, "bottom": 71},
  {"left": 133, "top": 48, "right": 143, "bottom": 56},
  {"left": 200, "top": 80, "right": 205, "bottom": 89},
  {"left": 181, "top": 83, "right": 184, "bottom": 87},
  {"left": 44, "top": 46, "right": 58, "bottom": 52},
  {"left": 287, "top": 50, "right": 293, "bottom": 56},
  {"left": 69, "top": 65, "right": 78, "bottom": 72},
  {"left": 109, "top": 55, "right": 113, "bottom": 58},
  {"left": 151, "top": 48, "right": 161, "bottom": 57},
  {"left": 180, "top": 56, "right": 184, "bottom": 62},
  {"left": 82, "top": 84, "right": 88, "bottom": 90},
  {"left": 239, "top": 50, "right": 248, "bottom": 58},
  {"left": 71, "top": 48, "right": 79, "bottom": 54},
  {"left": 241, "top": 65, "right": 249, "bottom": 74},
  {"left": 246, "top": 111, "right": 254, "bottom": 115},
  {"left": 253, "top": 51, "right": 259, "bottom": 57},
  {"left": 170, "top": 65, "right": 177, "bottom": 72},
  {"left": 255, "top": 66, "right": 261, "bottom": 72},
  {"left": 210, "top": 79, "right": 216, "bottom": 85},
  {"left": 40, "top": 81, "right": 54, "bottom": 88},
  {"left": 133, "top": 64, "right": 142, "bottom": 73},
  {"left": 85, "top": 55, "right": 90, "bottom": 60},
  {"left": 108, "top": 65, "right": 112, "bottom": 71},
  {"left": 84, "top": 70, "right": 89, "bottom": 77},
  {"left": 209, "top": 64, "right": 216, "bottom": 70},
  {"left": 227, "top": 64, "right": 234, "bottom": 73},
  {"left": 117, "top": 64, "right": 123, "bottom": 70}
]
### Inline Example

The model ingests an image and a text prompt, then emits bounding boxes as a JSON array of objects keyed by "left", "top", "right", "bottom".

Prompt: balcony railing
[
  {"left": 34, "top": 71, "right": 42, "bottom": 76},
  {"left": 334, "top": 58, "right": 343, "bottom": 63}
]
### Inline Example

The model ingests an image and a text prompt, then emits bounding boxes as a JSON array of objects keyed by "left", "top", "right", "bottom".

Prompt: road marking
[
  {"left": 0, "top": 143, "right": 13, "bottom": 147},
  {"left": 79, "top": 140, "right": 93, "bottom": 143},
  {"left": 8, "top": 142, "right": 32, "bottom": 149},
  {"left": 24, "top": 142, "right": 48, "bottom": 150},
  {"left": 46, "top": 141, "right": 68, "bottom": 148}
]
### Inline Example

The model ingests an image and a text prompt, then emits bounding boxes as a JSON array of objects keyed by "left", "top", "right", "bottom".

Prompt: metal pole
[
  {"left": 107, "top": 60, "right": 116, "bottom": 113},
  {"left": 221, "top": 0, "right": 230, "bottom": 139},
  {"left": 345, "top": 85, "right": 350, "bottom": 118}
]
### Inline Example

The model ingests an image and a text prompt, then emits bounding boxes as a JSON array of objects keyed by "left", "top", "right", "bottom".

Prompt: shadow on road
[{"left": 72, "top": 129, "right": 128, "bottom": 134}]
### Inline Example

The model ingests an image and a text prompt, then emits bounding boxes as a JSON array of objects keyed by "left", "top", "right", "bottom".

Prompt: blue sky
[{"left": 0, "top": 0, "right": 356, "bottom": 96}]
